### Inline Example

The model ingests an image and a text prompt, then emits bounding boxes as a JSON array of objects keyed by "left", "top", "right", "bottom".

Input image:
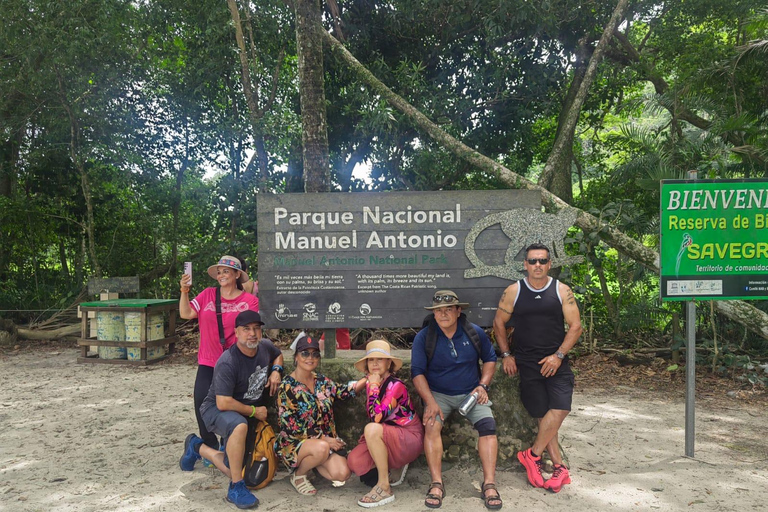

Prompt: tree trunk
[
  {"left": 226, "top": 0, "right": 280, "bottom": 190},
  {"left": 295, "top": 0, "right": 330, "bottom": 192},
  {"left": 322, "top": 29, "right": 768, "bottom": 342},
  {"left": 56, "top": 68, "right": 101, "bottom": 278},
  {"left": 587, "top": 244, "right": 618, "bottom": 334},
  {"left": 18, "top": 324, "right": 80, "bottom": 340},
  {"left": 538, "top": 0, "right": 629, "bottom": 203}
]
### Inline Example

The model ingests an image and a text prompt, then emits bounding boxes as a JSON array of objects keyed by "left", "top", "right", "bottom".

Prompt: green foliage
[{"left": 0, "top": 0, "right": 767, "bottom": 374}]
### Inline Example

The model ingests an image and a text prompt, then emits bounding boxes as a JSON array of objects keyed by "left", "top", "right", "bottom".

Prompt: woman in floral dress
[{"left": 276, "top": 334, "right": 362, "bottom": 495}]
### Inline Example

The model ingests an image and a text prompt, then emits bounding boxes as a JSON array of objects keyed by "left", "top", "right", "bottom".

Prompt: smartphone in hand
[{"left": 184, "top": 261, "right": 192, "bottom": 285}]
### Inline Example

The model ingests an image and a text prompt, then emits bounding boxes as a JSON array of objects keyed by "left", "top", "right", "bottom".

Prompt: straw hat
[
  {"left": 354, "top": 339, "right": 403, "bottom": 373},
  {"left": 207, "top": 255, "right": 249, "bottom": 284}
]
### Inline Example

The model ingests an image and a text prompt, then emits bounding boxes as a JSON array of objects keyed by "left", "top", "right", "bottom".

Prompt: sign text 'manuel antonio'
[{"left": 274, "top": 205, "right": 462, "bottom": 250}]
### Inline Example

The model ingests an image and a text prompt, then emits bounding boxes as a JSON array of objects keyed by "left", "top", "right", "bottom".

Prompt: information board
[
  {"left": 660, "top": 179, "right": 768, "bottom": 301},
  {"left": 257, "top": 191, "right": 581, "bottom": 328}
]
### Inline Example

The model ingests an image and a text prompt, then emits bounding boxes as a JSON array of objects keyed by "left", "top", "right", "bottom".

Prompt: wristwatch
[
  {"left": 555, "top": 350, "right": 566, "bottom": 360},
  {"left": 500, "top": 351, "right": 512, "bottom": 358},
  {"left": 479, "top": 383, "right": 490, "bottom": 392}
]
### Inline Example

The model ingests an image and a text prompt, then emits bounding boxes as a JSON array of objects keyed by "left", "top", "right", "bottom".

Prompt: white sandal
[
  {"left": 358, "top": 486, "right": 395, "bottom": 508},
  {"left": 290, "top": 472, "right": 317, "bottom": 495},
  {"left": 390, "top": 464, "right": 409, "bottom": 487}
]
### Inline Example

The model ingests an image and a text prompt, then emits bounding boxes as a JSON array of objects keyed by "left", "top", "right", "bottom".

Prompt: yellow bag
[{"left": 242, "top": 418, "right": 278, "bottom": 489}]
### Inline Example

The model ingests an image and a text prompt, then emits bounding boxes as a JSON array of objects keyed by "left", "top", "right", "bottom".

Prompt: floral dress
[{"left": 275, "top": 373, "right": 354, "bottom": 470}]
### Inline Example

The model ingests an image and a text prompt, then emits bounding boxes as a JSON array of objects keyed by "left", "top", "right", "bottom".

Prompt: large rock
[{"left": 279, "top": 349, "right": 539, "bottom": 468}]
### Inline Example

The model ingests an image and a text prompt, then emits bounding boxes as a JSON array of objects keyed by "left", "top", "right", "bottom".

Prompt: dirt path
[{"left": 0, "top": 348, "right": 765, "bottom": 511}]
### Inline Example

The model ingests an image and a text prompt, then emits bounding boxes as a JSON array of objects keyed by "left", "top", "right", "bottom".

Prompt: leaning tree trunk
[
  {"left": 321, "top": 28, "right": 768, "bottom": 342},
  {"left": 537, "top": 0, "right": 629, "bottom": 203},
  {"left": 295, "top": 0, "right": 330, "bottom": 192},
  {"left": 226, "top": 0, "right": 283, "bottom": 190}
]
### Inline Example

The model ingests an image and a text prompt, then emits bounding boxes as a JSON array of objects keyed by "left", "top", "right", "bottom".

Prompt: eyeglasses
[
  {"left": 447, "top": 338, "right": 458, "bottom": 359},
  {"left": 433, "top": 294, "right": 459, "bottom": 304},
  {"left": 298, "top": 350, "right": 321, "bottom": 359},
  {"left": 526, "top": 258, "right": 550, "bottom": 265}
]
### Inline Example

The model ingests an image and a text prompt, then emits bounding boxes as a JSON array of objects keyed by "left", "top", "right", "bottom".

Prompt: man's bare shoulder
[{"left": 559, "top": 281, "right": 578, "bottom": 307}]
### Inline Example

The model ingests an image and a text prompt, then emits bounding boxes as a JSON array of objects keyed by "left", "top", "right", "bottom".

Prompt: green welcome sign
[{"left": 660, "top": 179, "right": 768, "bottom": 301}]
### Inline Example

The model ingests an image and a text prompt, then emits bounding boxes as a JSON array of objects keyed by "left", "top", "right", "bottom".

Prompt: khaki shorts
[{"left": 431, "top": 390, "right": 494, "bottom": 426}]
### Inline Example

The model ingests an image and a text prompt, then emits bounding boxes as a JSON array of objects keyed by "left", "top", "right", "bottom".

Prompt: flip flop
[
  {"left": 424, "top": 482, "right": 445, "bottom": 509},
  {"left": 481, "top": 482, "right": 502, "bottom": 510}
]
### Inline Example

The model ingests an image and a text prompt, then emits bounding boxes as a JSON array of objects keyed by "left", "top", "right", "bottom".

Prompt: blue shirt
[{"left": 411, "top": 320, "right": 496, "bottom": 396}]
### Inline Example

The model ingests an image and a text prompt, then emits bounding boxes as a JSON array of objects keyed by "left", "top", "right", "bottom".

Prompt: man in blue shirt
[{"left": 411, "top": 290, "right": 501, "bottom": 510}]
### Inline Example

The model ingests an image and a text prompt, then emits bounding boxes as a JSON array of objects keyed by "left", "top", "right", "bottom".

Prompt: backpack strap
[
  {"left": 215, "top": 287, "right": 226, "bottom": 349},
  {"left": 460, "top": 317, "right": 483, "bottom": 359}
]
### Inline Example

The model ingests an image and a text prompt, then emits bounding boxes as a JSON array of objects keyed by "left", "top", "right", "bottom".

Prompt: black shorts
[{"left": 517, "top": 359, "right": 575, "bottom": 418}]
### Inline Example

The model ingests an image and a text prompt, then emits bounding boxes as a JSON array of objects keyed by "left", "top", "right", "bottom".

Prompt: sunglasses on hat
[{"left": 432, "top": 294, "right": 459, "bottom": 304}]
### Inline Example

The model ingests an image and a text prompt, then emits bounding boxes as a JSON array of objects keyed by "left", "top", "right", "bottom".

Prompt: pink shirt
[{"left": 190, "top": 287, "right": 259, "bottom": 367}]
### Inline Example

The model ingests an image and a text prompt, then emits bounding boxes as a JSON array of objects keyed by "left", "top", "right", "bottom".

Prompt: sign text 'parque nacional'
[
  {"left": 660, "top": 179, "right": 768, "bottom": 301},
  {"left": 257, "top": 191, "right": 580, "bottom": 328}
]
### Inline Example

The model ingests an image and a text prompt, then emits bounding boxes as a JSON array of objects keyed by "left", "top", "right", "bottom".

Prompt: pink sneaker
[
  {"left": 517, "top": 448, "right": 544, "bottom": 488},
  {"left": 544, "top": 464, "right": 571, "bottom": 493}
]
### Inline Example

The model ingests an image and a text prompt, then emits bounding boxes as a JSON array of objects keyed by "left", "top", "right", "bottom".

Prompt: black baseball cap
[
  {"left": 294, "top": 333, "right": 319, "bottom": 354},
  {"left": 235, "top": 310, "right": 264, "bottom": 328}
]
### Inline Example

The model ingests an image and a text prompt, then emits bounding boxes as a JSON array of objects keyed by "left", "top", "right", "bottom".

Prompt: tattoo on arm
[
  {"left": 497, "top": 306, "right": 512, "bottom": 315},
  {"left": 565, "top": 288, "right": 576, "bottom": 305}
]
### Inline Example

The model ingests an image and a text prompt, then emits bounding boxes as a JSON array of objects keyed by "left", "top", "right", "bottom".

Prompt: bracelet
[
  {"left": 271, "top": 364, "right": 284, "bottom": 374},
  {"left": 249, "top": 405, "right": 256, "bottom": 418},
  {"left": 180, "top": 286, "right": 190, "bottom": 294}
]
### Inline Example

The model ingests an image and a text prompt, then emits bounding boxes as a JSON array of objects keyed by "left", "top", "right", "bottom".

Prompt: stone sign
[{"left": 257, "top": 191, "right": 577, "bottom": 328}]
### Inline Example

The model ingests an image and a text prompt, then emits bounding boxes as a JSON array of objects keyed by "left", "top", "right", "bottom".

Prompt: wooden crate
[{"left": 78, "top": 299, "right": 179, "bottom": 366}]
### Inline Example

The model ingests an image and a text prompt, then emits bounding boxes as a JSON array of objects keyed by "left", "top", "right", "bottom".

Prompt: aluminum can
[{"left": 458, "top": 392, "right": 479, "bottom": 416}]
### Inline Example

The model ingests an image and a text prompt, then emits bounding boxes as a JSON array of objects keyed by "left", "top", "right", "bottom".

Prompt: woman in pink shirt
[{"left": 179, "top": 255, "right": 259, "bottom": 455}]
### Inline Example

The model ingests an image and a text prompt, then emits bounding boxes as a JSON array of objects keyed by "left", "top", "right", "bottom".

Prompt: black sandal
[
  {"left": 425, "top": 481, "right": 445, "bottom": 509},
  {"left": 481, "top": 482, "right": 503, "bottom": 510}
]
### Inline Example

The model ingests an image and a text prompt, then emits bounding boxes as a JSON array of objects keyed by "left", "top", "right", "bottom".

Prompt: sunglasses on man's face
[
  {"left": 526, "top": 258, "right": 550, "bottom": 265},
  {"left": 299, "top": 350, "right": 321, "bottom": 359},
  {"left": 433, "top": 294, "right": 459, "bottom": 304}
]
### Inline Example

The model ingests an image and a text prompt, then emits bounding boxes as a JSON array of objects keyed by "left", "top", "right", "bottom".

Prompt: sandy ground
[{"left": 1, "top": 348, "right": 766, "bottom": 512}]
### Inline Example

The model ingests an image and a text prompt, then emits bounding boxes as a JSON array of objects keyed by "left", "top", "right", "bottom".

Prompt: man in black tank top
[{"left": 493, "top": 243, "right": 583, "bottom": 493}]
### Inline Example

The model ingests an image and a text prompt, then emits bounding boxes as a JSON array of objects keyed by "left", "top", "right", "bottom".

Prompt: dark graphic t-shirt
[{"left": 199, "top": 340, "right": 281, "bottom": 415}]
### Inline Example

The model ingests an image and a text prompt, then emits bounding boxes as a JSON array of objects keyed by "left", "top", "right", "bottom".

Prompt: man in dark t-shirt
[
  {"left": 179, "top": 310, "right": 283, "bottom": 509},
  {"left": 493, "top": 243, "right": 583, "bottom": 493}
]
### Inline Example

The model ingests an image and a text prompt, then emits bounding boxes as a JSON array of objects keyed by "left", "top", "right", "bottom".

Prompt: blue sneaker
[
  {"left": 179, "top": 433, "right": 203, "bottom": 471},
  {"left": 226, "top": 480, "right": 259, "bottom": 509}
]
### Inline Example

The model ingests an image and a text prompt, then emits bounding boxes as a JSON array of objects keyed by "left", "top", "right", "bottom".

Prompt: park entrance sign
[
  {"left": 257, "top": 191, "right": 580, "bottom": 328},
  {"left": 660, "top": 179, "right": 768, "bottom": 301}
]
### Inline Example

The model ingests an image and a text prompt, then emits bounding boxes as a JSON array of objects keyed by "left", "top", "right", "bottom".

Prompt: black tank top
[{"left": 512, "top": 277, "right": 565, "bottom": 362}]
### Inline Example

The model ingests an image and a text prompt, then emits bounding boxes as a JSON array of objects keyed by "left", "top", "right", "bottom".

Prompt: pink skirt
[{"left": 347, "top": 420, "right": 424, "bottom": 475}]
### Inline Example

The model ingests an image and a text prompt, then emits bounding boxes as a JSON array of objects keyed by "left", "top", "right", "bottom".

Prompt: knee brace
[{"left": 473, "top": 417, "right": 496, "bottom": 437}]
